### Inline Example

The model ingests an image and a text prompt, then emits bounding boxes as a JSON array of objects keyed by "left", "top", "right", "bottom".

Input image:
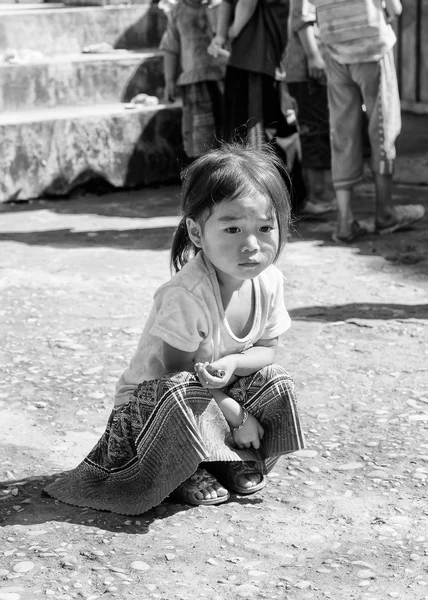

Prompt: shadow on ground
[
  {"left": 289, "top": 302, "right": 428, "bottom": 322},
  {"left": 0, "top": 227, "right": 176, "bottom": 251},
  {"left": 0, "top": 475, "right": 262, "bottom": 533},
  {"left": 0, "top": 180, "right": 427, "bottom": 276},
  {"left": 0, "top": 184, "right": 182, "bottom": 220},
  {"left": 291, "top": 182, "right": 428, "bottom": 278}
]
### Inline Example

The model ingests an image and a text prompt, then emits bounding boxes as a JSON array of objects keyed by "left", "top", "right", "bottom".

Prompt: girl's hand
[
  {"left": 233, "top": 413, "right": 264, "bottom": 450},
  {"left": 195, "top": 357, "right": 237, "bottom": 388}
]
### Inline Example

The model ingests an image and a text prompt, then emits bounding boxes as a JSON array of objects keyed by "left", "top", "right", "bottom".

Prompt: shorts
[{"left": 325, "top": 50, "right": 401, "bottom": 190}]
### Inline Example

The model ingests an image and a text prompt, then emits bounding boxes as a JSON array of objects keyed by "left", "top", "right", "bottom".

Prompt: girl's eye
[
  {"left": 260, "top": 226, "right": 274, "bottom": 232},
  {"left": 225, "top": 227, "right": 240, "bottom": 234}
]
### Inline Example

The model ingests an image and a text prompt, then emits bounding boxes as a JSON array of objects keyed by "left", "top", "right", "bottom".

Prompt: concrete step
[
  {"left": 0, "top": 3, "right": 166, "bottom": 54},
  {"left": 0, "top": 50, "right": 165, "bottom": 111},
  {"left": 0, "top": 3, "right": 62, "bottom": 8},
  {"left": 0, "top": 102, "right": 184, "bottom": 202}
]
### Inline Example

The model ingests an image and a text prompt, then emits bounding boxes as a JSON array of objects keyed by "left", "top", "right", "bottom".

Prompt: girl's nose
[{"left": 242, "top": 234, "right": 260, "bottom": 252}]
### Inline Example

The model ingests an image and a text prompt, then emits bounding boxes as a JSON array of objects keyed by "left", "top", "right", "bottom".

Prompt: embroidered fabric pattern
[{"left": 44, "top": 365, "right": 305, "bottom": 515}]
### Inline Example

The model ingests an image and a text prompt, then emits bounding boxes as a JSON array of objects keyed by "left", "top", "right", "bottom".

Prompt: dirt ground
[{"left": 0, "top": 172, "right": 428, "bottom": 600}]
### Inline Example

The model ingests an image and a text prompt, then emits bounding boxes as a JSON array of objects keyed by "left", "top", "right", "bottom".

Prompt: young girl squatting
[{"left": 44, "top": 144, "right": 305, "bottom": 515}]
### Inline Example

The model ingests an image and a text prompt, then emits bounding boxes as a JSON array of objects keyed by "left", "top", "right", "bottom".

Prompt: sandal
[
  {"left": 207, "top": 461, "right": 267, "bottom": 496},
  {"left": 331, "top": 220, "right": 368, "bottom": 243},
  {"left": 171, "top": 468, "right": 230, "bottom": 506},
  {"left": 375, "top": 204, "right": 425, "bottom": 235}
]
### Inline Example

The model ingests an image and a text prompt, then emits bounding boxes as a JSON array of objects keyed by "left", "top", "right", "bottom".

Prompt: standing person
[
  {"left": 285, "top": 0, "right": 336, "bottom": 216},
  {"left": 311, "top": 0, "right": 424, "bottom": 241},
  {"left": 44, "top": 144, "right": 305, "bottom": 515},
  {"left": 208, "top": 0, "right": 290, "bottom": 146},
  {"left": 208, "top": 0, "right": 308, "bottom": 214},
  {"left": 160, "top": 0, "right": 227, "bottom": 160}
]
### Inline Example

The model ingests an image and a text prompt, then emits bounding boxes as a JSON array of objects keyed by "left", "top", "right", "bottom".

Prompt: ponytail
[{"left": 170, "top": 218, "right": 199, "bottom": 273}]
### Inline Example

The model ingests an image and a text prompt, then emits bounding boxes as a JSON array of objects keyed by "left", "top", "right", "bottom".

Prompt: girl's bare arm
[{"left": 233, "top": 337, "right": 278, "bottom": 376}]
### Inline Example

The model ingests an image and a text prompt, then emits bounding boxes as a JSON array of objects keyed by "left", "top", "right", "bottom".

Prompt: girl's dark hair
[{"left": 171, "top": 142, "right": 292, "bottom": 272}]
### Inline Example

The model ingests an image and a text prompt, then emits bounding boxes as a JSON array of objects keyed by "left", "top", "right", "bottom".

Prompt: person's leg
[
  {"left": 223, "top": 66, "right": 250, "bottom": 142},
  {"left": 264, "top": 79, "right": 307, "bottom": 215},
  {"left": 325, "top": 56, "right": 365, "bottom": 238},
  {"left": 356, "top": 56, "right": 398, "bottom": 221},
  {"left": 357, "top": 52, "right": 424, "bottom": 232},
  {"left": 374, "top": 171, "right": 394, "bottom": 222},
  {"left": 288, "top": 80, "right": 336, "bottom": 214}
]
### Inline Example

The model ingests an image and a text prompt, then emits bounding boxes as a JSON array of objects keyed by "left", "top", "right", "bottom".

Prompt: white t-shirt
[{"left": 114, "top": 252, "right": 291, "bottom": 405}]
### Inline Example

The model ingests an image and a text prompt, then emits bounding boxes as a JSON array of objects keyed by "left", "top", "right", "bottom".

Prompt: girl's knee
[
  {"left": 161, "top": 370, "right": 196, "bottom": 387},
  {"left": 259, "top": 364, "right": 292, "bottom": 381}
]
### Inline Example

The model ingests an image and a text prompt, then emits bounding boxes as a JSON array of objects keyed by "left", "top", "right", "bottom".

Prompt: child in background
[
  {"left": 44, "top": 144, "right": 305, "bottom": 515},
  {"left": 160, "top": 0, "right": 227, "bottom": 160}
]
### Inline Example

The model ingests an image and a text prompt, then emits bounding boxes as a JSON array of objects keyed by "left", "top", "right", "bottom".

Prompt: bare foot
[
  {"left": 193, "top": 482, "right": 228, "bottom": 502},
  {"left": 235, "top": 472, "right": 263, "bottom": 491}
]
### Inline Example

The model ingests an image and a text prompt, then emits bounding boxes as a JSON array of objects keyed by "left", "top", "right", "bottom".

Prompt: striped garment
[
  {"left": 312, "top": 0, "right": 396, "bottom": 63},
  {"left": 44, "top": 365, "right": 305, "bottom": 515},
  {"left": 181, "top": 81, "right": 223, "bottom": 157}
]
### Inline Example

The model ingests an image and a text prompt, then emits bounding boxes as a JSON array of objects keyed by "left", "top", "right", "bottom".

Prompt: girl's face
[{"left": 187, "top": 192, "right": 280, "bottom": 289}]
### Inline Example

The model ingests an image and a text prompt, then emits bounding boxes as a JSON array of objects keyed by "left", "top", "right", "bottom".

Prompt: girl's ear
[{"left": 186, "top": 218, "right": 203, "bottom": 248}]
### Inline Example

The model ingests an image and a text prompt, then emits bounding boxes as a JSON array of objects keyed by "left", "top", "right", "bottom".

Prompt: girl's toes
[
  {"left": 172, "top": 467, "right": 230, "bottom": 506},
  {"left": 193, "top": 490, "right": 205, "bottom": 501},
  {"left": 214, "top": 484, "right": 228, "bottom": 498},
  {"left": 238, "top": 473, "right": 262, "bottom": 490}
]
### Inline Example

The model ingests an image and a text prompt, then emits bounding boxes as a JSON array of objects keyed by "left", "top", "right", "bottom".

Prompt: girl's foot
[
  {"left": 171, "top": 468, "right": 230, "bottom": 506},
  {"left": 207, "top": 461, "right": 267, "bottom": 495}
]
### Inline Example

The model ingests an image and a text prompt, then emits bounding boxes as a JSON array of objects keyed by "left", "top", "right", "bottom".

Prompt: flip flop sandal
[
  {"left": 331, "top": 220, "right": 367, "bottom": 243},
  {"left": 375, "top": 204, "right": 425, "bottom": 235},
  {"left": 208, "top": 461, "right": 267, "bottom": 496},
  {"left": 171, "top": 468, "right": 230, "bottom": 506}
]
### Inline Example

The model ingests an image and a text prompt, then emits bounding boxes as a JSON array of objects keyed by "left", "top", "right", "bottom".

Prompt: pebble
[
  {"left": 129, "top": 561, "right": 150, "bottom": 571},
  {"left": 293, "top": 450, "right": 318, "bottom": 458},
  {"left": 12, "top": 562, "right": 34, "bottom": 574},
  {"left": 333, "top": 462, "right": 364, "bottom": 471},
  {"left": 357, "top": 570, "right": 376, "bottom": 579},
  {"left": 234, "top": 584, "right": 259, "bottom": 598},
  {"left": 367, "top": 470, "right": 391, "bottom": 479},
  {"left": 295, "top": 581, "right": 312, "bottom": 590}
]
